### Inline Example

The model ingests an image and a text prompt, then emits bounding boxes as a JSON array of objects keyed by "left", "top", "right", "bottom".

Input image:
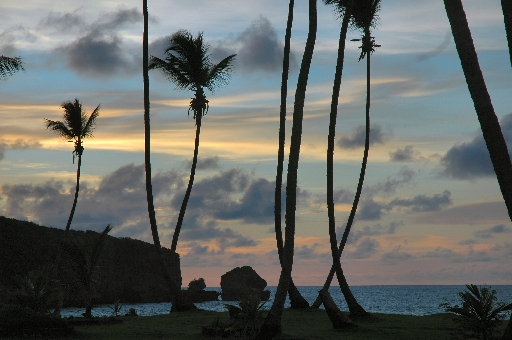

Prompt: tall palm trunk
[
  {"left": 65, "top": 144, "right": 82, "bottom": 232},
  {"left": 274, "top": 0, "right": 309, "bottom": 309},
  {"left": 143, "top": 0, "right": 193, "bottom": 312},
  {"left": 444, "top": 3, "right": 512, "bottom": 337},
  {"left": 503, "top": 0, "right": 512, "bottom": 68},
  {"left": 320, "top": 0, "right": 368, "bottom": 318},
  {"left": 171, "top": 107, "right": 202, "bottom": 253},
  {"left": 257, "top": 1, "right": 317, "bottom": 338}
]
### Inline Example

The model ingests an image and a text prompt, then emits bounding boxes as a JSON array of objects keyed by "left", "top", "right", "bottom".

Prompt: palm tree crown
[
  {"left": 149, "top": 30, "right": 236, "bottom": 119},
  {"left": 0, "top": 55, "right": 25, "bottom": 80},
  {"left": 45, "top": 99, "right": 100, "bottom": 162}
]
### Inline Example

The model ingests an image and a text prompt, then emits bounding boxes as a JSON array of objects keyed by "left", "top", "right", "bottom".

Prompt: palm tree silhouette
[
  {"left": 314, "top": 0, "right": 381, "bottom": 319},
  {"left": 257, "top": 0, "right": 317, "bottom": 338},
  {"left": 0, "top": 55, "right": 24, "bottom": 79},
  {"left": 502, "top": 0, "right": 512, "bottom": 68},
  {"left": 273, "top": 0, "right": 309, "bottom": 310},
  {"left": 310, "top": 0, "right": 369, "bottom": 321},
  {"left": 45, "top": 99, "right": 100, "bottom": 232},
  {"left": 443, "top": 1, "right": 512, "bottom": 337},
  {"left": 149, "top": 30, "right": 236, "bottom": 254}
]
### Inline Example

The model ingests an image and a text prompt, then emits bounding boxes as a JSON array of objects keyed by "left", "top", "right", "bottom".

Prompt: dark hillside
[{"left": 0, "top": 216, "right": 181, "bottom": 307}]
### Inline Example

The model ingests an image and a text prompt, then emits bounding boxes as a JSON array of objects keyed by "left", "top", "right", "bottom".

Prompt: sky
[{"left": 1, "top": 0, "right": 512, "bottom": 288}]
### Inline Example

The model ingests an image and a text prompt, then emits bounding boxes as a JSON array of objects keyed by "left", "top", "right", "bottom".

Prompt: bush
[
  {"left": 0, "top": 304, "right": 74, "bottom": 338},
  {"left": 441, "top": 284, "right": 512, "bottom": 340},
  {"left": 224, "top": 294, "right": 266, "bottom": 337}
]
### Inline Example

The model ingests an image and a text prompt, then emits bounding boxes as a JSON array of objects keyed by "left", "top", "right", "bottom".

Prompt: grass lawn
[{"left": 60, "top": 308, "right": 495, "bottom": 340}]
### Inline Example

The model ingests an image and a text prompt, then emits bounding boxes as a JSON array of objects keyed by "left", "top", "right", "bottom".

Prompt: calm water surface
[{"left": 61, "top": 285, "right": 512, "bottom": 318}]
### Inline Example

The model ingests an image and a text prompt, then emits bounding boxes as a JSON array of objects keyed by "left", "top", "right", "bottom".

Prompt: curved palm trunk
[
  {"left": 274, "top": 0, "right": 309, "bottom": 309},
  {"left": 171, "top": 110, "right": 202, "bottom": 253},
  {"left": 502, "top": 0, "right": 512, "bottom": 68},
  {"left": 443, "top": 5, "right": 512, "bottom": 337},
  {"left": 322, "top": 0, "right": 367, "bottom": 318},
  {"left": 65, "top": 148, "right": 82, "bottom": 232},
  {"left": 143, "top": 1, "right": 193, "bottom": 312},
  {"left": 257, "top": 1, "right": 317, "bottom": 338}
]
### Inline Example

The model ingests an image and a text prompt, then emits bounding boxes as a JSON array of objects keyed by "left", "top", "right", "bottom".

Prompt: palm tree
[
  {"left": 149, "top": 30, "right": 236, "bottom": 254},
  {"left": 0, "top": 55, "right": 24, "bottom": 79},
  {"left": 142, "top": 0, "right": 190, "bottom": 313},
  {"left": 45, "top": 99, "right": 99, "bottom": 232},
  {"left": 442, "top": 284, "right": 512, "bottom": 340},
  {"left": 321, "top": 0, "right": 369, "bottom": 319},
  {"left": 273, "top": 0, "right": 309, "bottom": 310},
  {"left": 312, "top": 0, "right": 380, "bottom": 319},
  {"left": 257, "top": 0, "right": 317, "bottom": 338},
  {"left": 502, "top": 0, "right": 512, "bottom": 68},
  {"left": 443, "top": 1, "right": 512, "bottom": 338}
]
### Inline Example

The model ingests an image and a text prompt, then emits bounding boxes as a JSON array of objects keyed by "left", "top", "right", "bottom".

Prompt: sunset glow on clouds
[{"left": 1, "top": 0, "right": 511, "bottom": 286}]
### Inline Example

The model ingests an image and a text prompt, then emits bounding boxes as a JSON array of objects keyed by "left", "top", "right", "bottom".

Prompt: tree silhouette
[
  {"left": 443, "top": 1, "right": 512, "bottom": 338},
  {"left": 273, "top": 0, "right": 309, "bottom": 310},
  {"left": 0, "top": 55, "right": 24, "bottom": 80},
  {"left": 45, "top": 99, "right": 99, "bottom": 232},
  {"left": 502, "top": 0, "right": 512, "bottom": 68},
  {"left": 149, "top": 30, "right": 236, "bottom": 255},
  {"left": 257, "top": 0, "right": 317, "bottom": 338},
  {"left": 142, "top": 0, "right": 191, "bottom": 312}
]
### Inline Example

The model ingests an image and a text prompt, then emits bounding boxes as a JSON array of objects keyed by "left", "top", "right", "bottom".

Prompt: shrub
[
  {"left": 224, "top": 294, "right": 266, "bottom": 337},
  {"left": 441, "top": 284, "right": 512, "bottom": 340},
  {"left": 0, "top": 304, "right": 74, "bottom": 338}
]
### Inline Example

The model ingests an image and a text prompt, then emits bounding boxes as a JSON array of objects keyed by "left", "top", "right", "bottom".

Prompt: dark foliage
[
  {"left": 0, "top": 216, "right": 181, "bottom": 307},
  {"left": 0, "top": 304, "right": 74, "bottom": 338}
]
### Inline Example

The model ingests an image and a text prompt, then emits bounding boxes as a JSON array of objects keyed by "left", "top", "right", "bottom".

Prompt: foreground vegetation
[{"left": 33, "top": 309, "right": 505, "bottom": 340}]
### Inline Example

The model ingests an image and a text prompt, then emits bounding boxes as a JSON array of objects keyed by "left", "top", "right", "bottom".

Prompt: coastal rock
[
  {"left": 184, "top": 278, "right": 219, "bottom": 302},
  {"left": 220, "top": 266, "right": 270, "bottom": 301},
  {"left": 188, "top": 278, "right": 206, "bottom": 292}
]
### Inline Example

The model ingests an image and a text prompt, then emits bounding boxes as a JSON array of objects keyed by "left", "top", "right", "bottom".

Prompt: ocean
[{"left": 60, "top": 285, "right": 512, "bottom": 318}]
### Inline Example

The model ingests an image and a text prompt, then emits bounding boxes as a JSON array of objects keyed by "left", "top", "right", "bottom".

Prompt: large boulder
[{"left": 220, "top": 266, "right": 270, "bottom": 301}]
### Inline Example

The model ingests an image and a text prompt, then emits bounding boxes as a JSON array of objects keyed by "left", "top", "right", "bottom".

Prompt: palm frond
[
  {"left": 44, "top": 119, "right": 74, "bottom": 140},
  {"left": 149, "top": 30, "right": 236, "bottom": 95},
  {"left": 205, "top": 54, "right": 237, "bottom": 92},
  {"left": 323, "top": 0, "right": 351, "bottom": 19},
  {"left": 82, "top": 104, "right": 100, "bottom": 139},
  {"left": 61, "top": 99, "right": 85, "bottom": 137},
  {"left": 0, "top": 55, "right": 25, "bottom": 79},
  {"left": 350, "top": 0, "right": 381, "bottom": 31},
  {"left": 149, "top": 55, "right": 192, "bottom": 90}
]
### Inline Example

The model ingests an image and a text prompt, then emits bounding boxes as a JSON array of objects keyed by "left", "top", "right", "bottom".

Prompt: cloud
[
  {"left": 415, "top": 201, "right": 509, "bottom": 225},
  {"left": 38, "top": 9, "right": 86, "bottom": 33},
  {"left": 420, "top": 246, "right": 496, "bottom": 263},
  {"left": 388, "top": 190, "right": 452, "bottom": 213},
  {"left": 148, "top": 35, "right": 171, "bottom": 61},
  {"left": 176, "top": 168, "right": 309, "bottom": 225},
  {"left": 389, "top": 145, "right": 415, "bottom": 162},
  {"left": 440, "top": 112, "right": 512, "bottom": 179},
  {"left": 178, "top": 213, "right": 258, "bottom": 251},
  {"left": 345, "top": 238, "right": 380, "bottom": 259},
  {"left": 416, "top": 31, "right": 452, "bottom": 62},
  {"left": 234, "top": 16, "right": 295, "bottom": 73},
  {"left": 381, "top": 246, "right": 415, "bottom": 265},
  {"left": 0, "top": 163, "right": 182, "bottom": 236},
  {"left": 56, "top": 7, "right": 141, "bottom": 77},
  {"left": 0, "top": 139, "right": 42, "bottom": 162},
  {"left": 209, "top": 16, "right": 297, "bottom": 74},
  {"left": 358, "top": 199, "right": 386, "bottom": 220},
  {"left": 343, "top": 221, "right": 402, "bottom": 244},
  {"left": 295, "top": 243, "right": 329, "bottom": 260},
  {"left": 474, "top": 224, "right": 512, "bottom": 239},
  {"left": 337, "top": 124, "right": 389, "bottom": 149},
  {"left": 183, "top": 156, "right": 220, "bottom": 170},
  {"left": 366, "top": 166, "right": 416, "bottom": 196}
]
